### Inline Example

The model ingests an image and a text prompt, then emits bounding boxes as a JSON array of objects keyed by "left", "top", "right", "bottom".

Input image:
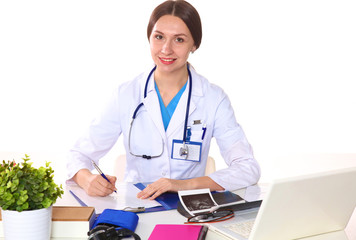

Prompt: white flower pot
[{"left": 1, "top": 206, "right": 52, "bottom": 240}]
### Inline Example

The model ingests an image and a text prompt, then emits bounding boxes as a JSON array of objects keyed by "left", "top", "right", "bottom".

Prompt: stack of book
[{"left": 0, "top": 206, "right": 95, "bottom": 238}]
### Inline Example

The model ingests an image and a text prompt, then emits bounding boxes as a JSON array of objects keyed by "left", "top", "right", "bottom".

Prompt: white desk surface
[
  {"left": 53, "top": 184, "right": 230, "bottom": 240},
  {"left": 1, "top": 184, "right": 355, "bottom": 240},
  {"left": 53, "top": 184, "right": 356, "bottom": 240}
]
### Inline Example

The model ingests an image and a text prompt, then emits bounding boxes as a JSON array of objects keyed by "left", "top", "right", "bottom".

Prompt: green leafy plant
[{"left": 0, "top": 154, "right": 64, "bottom": 212}]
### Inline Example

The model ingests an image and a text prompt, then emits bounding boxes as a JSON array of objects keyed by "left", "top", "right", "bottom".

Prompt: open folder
[
  {"left": 68, "top": 182, "right": 161, "bottom": 214},
  {"left": 134, "top": 183, "right": 180, "bottom": 212}
]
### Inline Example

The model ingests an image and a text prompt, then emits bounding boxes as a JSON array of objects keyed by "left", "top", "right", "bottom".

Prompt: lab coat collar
[
  {"left": 142, "top": 64, "right": 204, "bottom": 98},
  {"left": 189, "top": 65, "right": 203, "bottom": 97},
  {"left": 140, "top": 64, "right": 156, "bottom": 99}
]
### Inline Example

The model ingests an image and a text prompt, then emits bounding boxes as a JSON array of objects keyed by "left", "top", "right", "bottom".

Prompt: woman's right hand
[{"left": 73, "top": 169, "right": 117, "bottom": 196}]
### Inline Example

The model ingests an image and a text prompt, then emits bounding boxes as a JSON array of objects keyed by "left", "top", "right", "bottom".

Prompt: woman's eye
[
  {"left": 176, "top": 37, "right": 184, "bottom": 43},
  {"left": 155, "top": 35, "right": 163, "bottom": 40}
]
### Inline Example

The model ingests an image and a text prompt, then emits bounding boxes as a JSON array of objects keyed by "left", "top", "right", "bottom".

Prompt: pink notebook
[{"left": 148, "top": 224, "right": 208, "bottom": 240}]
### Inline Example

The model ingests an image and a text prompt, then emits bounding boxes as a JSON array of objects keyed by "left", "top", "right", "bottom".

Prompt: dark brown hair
[{"left": 147, "top": 0, "right": 202, "bottom": 50}]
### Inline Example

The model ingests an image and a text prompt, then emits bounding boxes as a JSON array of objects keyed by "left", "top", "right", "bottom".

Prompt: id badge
[{"left": 171, "top": 139, "right": 202, "bottom": 162}]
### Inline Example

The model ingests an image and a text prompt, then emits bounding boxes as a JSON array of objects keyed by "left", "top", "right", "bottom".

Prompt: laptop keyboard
[{"left": 223, "top": 220, "right": 255, "bottom": 239}]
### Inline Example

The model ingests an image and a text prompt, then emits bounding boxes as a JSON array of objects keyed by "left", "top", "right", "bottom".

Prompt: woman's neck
[{"left": 154, "top": 65, "right": 188, "bottom": 106}]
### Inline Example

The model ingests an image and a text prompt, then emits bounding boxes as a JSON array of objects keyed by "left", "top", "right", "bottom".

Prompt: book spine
[{"left": 198, "top": 225, "right": 208, "bottom": 240}]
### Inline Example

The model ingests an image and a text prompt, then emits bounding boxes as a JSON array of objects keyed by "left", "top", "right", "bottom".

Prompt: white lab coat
[{"left": 67, "top": 66, "right": 260, "bottom": 191}]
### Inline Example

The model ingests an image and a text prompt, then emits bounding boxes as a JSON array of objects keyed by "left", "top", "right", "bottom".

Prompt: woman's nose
[{"left": 161, "top": 40, "right": 173, "bottom": 55}]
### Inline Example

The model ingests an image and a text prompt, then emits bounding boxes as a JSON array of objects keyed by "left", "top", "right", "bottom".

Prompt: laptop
[{"left": 208, "top": 167, "right": 356, "bottom": 240}]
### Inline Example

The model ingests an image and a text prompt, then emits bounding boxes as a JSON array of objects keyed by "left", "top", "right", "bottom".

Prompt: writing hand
[{"left": 73, "top": 169, "right": 117, "bottom": 196}]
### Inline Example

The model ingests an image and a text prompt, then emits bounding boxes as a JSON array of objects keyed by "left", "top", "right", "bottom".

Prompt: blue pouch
[{"left": 92, "top": 209, "right": 139, "bottom": 232}]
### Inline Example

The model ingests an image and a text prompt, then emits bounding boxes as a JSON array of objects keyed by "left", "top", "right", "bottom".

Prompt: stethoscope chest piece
[{"left": 179, "top": 143, "right": 189, "bottom": 159}]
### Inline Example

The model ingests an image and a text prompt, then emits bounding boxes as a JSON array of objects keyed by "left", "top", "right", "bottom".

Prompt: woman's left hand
[
  {"left": 136, "top": 176, "right": 224, "bottom": 200},
  {"left": 136, "top": 178, "right": 183, "bottom": 200}
]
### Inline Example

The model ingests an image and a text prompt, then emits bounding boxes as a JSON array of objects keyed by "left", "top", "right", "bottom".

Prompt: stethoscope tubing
[
  {"left": 182, "top": 66, "right": 193, "bottom": 145},
  {"left": 129, "top": 64, "right": 192, "bottom": 159},
  {"left": 131, "top": 66, "right": 157, "bottom": 119}
]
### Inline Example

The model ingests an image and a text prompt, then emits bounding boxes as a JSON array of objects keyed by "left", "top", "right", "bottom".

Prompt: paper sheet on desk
[
  {"left": 68, "top": 182, "right": 161, "bottom": 214},
  {"left": 244, "top": 184, "right": 269, "bottom": 202}
]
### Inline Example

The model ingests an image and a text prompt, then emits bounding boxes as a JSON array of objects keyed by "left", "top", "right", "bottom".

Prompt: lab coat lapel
[
  {"left": 166, "top": 88, "right": 193, "bottom": 138},
  {"left": 142, "top": 76, "right": 166, "bottom": 140},
  {"left": 166, "top": 71, "right": 202, "bottom": 138}
]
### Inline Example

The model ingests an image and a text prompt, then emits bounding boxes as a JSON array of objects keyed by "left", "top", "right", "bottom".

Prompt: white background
[{"left": 1, "top": 0, "right": 355, "bottom": 182}]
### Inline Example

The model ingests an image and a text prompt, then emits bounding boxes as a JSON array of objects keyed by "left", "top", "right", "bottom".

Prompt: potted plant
[{"left": 0, "top": 154, "right": 64, "bottom": 240}]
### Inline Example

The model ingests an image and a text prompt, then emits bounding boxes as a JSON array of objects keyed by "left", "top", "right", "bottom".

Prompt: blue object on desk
[
  {"left": 92, "top": 209, "right": 139, "bottom": 232},
  {"left": 134, "top": 183, "right": 180, "bottom": 213}
]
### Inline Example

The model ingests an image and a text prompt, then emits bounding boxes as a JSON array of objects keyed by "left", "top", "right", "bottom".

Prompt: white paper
[
  {"left": 244, "top": 184, "right": 269, "bottom": 202},
  {"left": 68, "top": 182, "right": 161, "bottom": 214}
]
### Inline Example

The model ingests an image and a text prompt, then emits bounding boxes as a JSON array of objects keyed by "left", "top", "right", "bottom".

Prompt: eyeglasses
[{"left": 186, "top": 210, "right": 234, "bottom": 223}]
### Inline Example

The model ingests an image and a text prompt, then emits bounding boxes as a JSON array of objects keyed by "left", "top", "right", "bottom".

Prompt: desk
[
  {"left": 51, "top": 185, "right": 230, "bottom": 240},
  {"left": 1, "top": 185, "right": 356, "bottom": 240}
]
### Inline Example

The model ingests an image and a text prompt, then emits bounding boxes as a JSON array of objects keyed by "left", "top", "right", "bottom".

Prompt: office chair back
[{"left": 114, "top": 155, "right": 216, "bottom": 182}]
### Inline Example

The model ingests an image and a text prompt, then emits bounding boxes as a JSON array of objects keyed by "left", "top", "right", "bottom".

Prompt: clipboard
[{"left": 68, "top": 183, "right": 161, "bottom": 214}]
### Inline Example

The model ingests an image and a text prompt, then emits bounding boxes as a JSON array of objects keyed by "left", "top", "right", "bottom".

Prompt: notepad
[{"left": 148, "top": 224, "right": 208, "bottom": 240}]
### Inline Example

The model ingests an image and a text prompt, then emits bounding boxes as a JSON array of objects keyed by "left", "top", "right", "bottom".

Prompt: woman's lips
[{"left": 159, "top": 57, "right": 176, "bottom": 65}]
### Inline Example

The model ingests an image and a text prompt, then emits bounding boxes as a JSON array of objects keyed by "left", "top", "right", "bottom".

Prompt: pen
[
  {"left": 91, "top": 160, "right": 117, "bottom": 193},
  {"left": 201, "top": 124, "right": 207, "bottom": 140},
  {"left": 186, "top": 126, "right": 192, "bottom": 142}
]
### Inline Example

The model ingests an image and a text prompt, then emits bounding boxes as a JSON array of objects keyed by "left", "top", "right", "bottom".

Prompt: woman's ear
[{"left": 191, "top": 46, "right": 197, "bottom": 54}]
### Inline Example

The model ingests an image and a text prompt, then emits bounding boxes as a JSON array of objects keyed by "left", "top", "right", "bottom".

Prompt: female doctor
[{"left": 67, "top": 0, "right": 260, "bottom": 199}]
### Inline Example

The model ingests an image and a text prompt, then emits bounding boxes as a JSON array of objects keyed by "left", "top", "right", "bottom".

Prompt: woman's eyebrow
[{"left": 153, "top": 30, "right": 188, "bottom": 37}]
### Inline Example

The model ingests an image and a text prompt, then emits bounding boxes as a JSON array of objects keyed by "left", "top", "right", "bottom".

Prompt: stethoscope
[{"left": 128, "top": 64, "right": 193, "bottom": 160}]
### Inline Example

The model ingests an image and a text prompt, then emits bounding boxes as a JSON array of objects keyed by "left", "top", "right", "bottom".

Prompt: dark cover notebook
[
  {"left": 134, "top": 183, "right": 260, "bottom": 215},
  {"left": 177, "top": 191, "right": 262, "bottom": 218},
  {"left": 148, "top": 224, "right": 208, "bottom": 240}
]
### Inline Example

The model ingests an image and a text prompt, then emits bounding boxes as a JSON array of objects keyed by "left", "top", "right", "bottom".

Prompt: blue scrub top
[{"left": 155, "top": 81, "right": 188, "bottom": 131}]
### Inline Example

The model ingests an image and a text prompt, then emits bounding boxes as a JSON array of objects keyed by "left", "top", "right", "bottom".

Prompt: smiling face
[{"left": 149, "top": 15, "right": 196, "bottom": 76}]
